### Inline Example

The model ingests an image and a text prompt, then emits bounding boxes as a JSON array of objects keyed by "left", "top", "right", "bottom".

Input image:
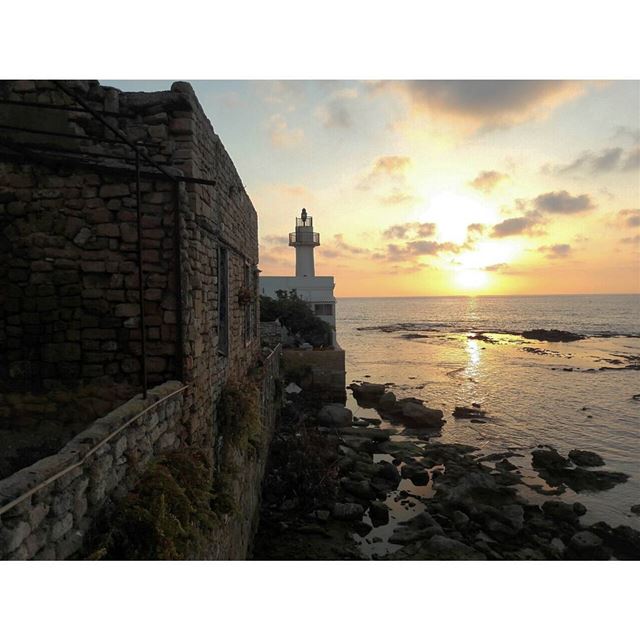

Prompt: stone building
[{"left": 0, "top": 80, "right": 279, "bottom": 560}]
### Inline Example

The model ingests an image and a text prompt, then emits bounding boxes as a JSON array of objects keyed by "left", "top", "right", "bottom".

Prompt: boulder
[
  {"left": 341, "top": 479, "right": 376, "bottom": 500},
  {"left": 318, "top": 404, "right": 353, "bottom": 428},
  {"left": 541, "top": 500, "right": 578, "bottom": 524},
  {"left": 400, "top": 402, "right": 444, "bottom": 428},
  {"left": 521, "top": 329, "right": 584, "bottom": 342},
  {"left": 376, "top": 460, "right": 401, "bottom": 485},
  {"left": 421, "top": 535, "right": 486, "bottom": 560},
  {"left": 350, "top": 382, "right": 386, "bottom": 402},
  {"left": 569, "top": 531, "right": 606, "bottom": 559},
  {"left": 368, "top": 501, "right": 390, "bottom": 526},
  {"left": 453, "top": 406, "right": 486, "bottom": 419},
  {"left": 378, "top": 391, "right": 397, "bottom": 410},
  {"left": 531, "top": 448, "right": 569, "bottom": 470},
  {"left": 568, "top": 449, "right": 605, "bottom": 467}
]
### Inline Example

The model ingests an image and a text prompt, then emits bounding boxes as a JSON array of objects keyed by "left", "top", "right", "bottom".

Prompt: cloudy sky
[{"left": 109, "top": 80, "right": 639, "bottom": 296}]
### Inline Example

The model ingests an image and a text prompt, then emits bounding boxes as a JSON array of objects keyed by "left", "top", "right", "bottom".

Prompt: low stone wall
[
  {"left": 0, "top": 380, "right": 187, "bottom": 560},
  {"left": 282, "top": 348, "right": 346, "bottom": 403}
]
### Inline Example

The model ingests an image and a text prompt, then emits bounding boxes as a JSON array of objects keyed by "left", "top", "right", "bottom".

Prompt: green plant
[
  {"left": 217, "top": 378, "right": 263, "bottom": 452},
  {"left": 260, "top": 291, "right": 332, "bottom": 347},
  {"left": 84, "top": 448, "right": 218, "bottom": 560}
]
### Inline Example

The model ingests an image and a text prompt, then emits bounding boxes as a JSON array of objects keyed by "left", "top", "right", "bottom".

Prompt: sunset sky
[{"left": 110, "top": 80, "right": 640, "bottom": 297}]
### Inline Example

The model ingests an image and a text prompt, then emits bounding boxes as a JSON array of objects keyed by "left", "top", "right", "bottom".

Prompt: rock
[
  {"left": 532, "top": 448, "right": 569, "bottom": 470},
  {"left": 573, "top": 502, "right": 587, "bottom": 516},
  {"left": 453, "top": 406, "right": 486, "bottom": 419},
  {"left": 495, "top": 458, "right": 518, "bottom": 472},
  {"left": 568, "top": 449, "right": 605, "bottom": 467},
  {"left": 332, "top": 502, "right": 365, "bottom": 521},
  {"left": 318, "top": 404, "right": 353, "bottom": 428},
  {"left": 314, "top": 510, "right": 330, "bottom": 521},
  {"left": 401, "top": 464, "right": 429, "bottom": 486},
  {"left": 421, "top": 535, "right": 486, "bottom": 560},
  {"left": 284, "top": 382, "right": 302, "bottom": 394},
  {"left": 379, "top": 391, "right": 397, "bottom": 410},
  {"left": 369, "top": 501, "right": 390, "bottom": 526},
  {"left": 350, "top": 382, "right": 386, "bottom": 403},
  {"left": 376, "top": 461, "right": 401, "bottom": 485},
  {"left": 548, "top": 537, "right": 566, "bottom": 559},
  {"left": 352, "top": 417, "right": 369, "bottom": 427},
  {"left": 608, "top": 525, "right": 640, "bottom": 559},
  {"left": 630, "top": 504, "right": 640, "bottom": 515},
  {"left": 502, "top": 504, "right": 525, "bottom": 531},
  {"left": 399, "top": 402, "right": 445, "bottom": 428},
  {"left": 541, "top": 500, "right": 578, "bottom": 524},
  {"left": 341, "top": 479, "right": 376, "bottom": 500},
  {"left": 521, "top": 329, "right": 584, "bottom": 342},
  {"left": 435, "top": 471, "right": 516, "bottom": 506},
  {"left": 354, "top": 521, "right": 372, "bottom": 538},
  {"left": 452, "top": 510, "right": 470, "bottom": 529},
  {"left": 569, "top": 531, "right": 605, "bottom": 558}
]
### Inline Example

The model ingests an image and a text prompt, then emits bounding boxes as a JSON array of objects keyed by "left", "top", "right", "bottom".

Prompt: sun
[
  {"left": 422, "top": 191, "right": 499, "bottom": 244},
  {"left": 455, "top": 269, "right": 489, "bottom": 290}
]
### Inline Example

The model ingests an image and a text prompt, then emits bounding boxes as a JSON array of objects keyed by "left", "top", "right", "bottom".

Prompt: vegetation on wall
[
  {"left": 217, "top": 378, "right": 262, "bottom": 452},
  {"left": 85, "top": 449, "right": 217, "bottom": 560},
  {"left": 260, "top": 290, "right": 332, "bottom": 347}
]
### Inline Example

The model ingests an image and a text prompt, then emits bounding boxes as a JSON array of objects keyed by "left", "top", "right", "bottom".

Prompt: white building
[{"left": 260, "top": 209, "right": 337, "bottom": 341}]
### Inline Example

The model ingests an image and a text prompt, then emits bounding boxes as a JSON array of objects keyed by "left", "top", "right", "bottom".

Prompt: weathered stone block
[{"left": 99, "top": 184, "right": 130, "bottom": 198}]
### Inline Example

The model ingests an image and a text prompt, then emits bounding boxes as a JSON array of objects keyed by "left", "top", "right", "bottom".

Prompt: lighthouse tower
[
  {"left": 260, "top": 207, "right": 337, "bottom": 342},
  {"left": 289, "top": 208, "right": 319, "bottom": 277}
]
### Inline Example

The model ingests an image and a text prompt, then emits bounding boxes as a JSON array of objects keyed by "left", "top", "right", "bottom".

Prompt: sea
[{"left": 336, "top": 294, "right": 640, "bottom": 552}]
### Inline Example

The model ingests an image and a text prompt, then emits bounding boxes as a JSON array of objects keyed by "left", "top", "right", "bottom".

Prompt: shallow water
[{"left": 338, "top": 295, "right": 640, "bottom": 535}]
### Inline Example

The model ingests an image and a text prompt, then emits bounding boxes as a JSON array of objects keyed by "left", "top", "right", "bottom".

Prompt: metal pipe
[
  {"left": 135, "top": 144, "right": 148, "bottom": 399},
  {"left": 174, "top": 181, "right": 184, "bottom": 381},
  {"left": 0, "top": 384, "right": 189, "bottom": 517}
]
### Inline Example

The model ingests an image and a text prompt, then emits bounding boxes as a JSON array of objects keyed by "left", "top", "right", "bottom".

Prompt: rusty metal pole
[{"left": 136, "top": 143, "right": 148, "bottom": 399}]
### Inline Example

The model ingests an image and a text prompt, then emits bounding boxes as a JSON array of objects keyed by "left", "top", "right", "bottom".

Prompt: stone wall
[
  {"left": 0, "top": 79, "right": 261, "bottom": 455},
  {"left": 0, "top": 381, "right": 187, "bottom": 560}
]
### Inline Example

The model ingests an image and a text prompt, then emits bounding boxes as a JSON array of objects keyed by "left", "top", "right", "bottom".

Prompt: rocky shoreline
[{"left": 252, "top": 381, "right": 640, "bottom": 560}]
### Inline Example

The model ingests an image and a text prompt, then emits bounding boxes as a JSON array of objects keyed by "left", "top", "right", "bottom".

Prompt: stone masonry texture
[{"left": 0, "top": 80, "right": 275, "bottom": 559}]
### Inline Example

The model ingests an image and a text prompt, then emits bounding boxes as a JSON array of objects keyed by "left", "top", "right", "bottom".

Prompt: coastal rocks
[
  {"left": 378, "top": 391, "right": 397, "bottom": 410},
  {"left": 332, "top": 502, "right": 365, "bottom": 521},
  {"left": 340, "top": 479, "right": 376, "bottom": 501},
  {"left": 569, "top": 531, "right": 607, "bottom": 559},
  {"left": 568, "top": 449, "right": 605, "bottom": 467},
  {"left": 318, "top": 404, "right": 353, "bottom": 428},
  {"left": 532, "top": 448, "right": 569, "bottom": 470},
  {"left": 397, "top": 401, "right": 444, "bottom": 429},
  {"left": 453, "top": 406, "right": 486, "bottom": 419},
  {"left": 401, "top": 464, "right": 429, "bottom": 486},
  {"left": 531, "top": 446, "right": 629, "bottom": 492},
  {"left": 368, "top": 501, "right": 390, "bottom": 526},
  {"left": 630, "top": 504, "right": 640, "bottom": 515},
  {"left": 349, "top": 382, "right": 386, "bottom": 405},
  {"left": 418, "top": 535, "right": 486, "bottom": 560},
  {"left": 542, "top": 500, "right": 579, "bottom": 524},
  {"left": 521, "top": 329, "right": 584, "bottom": 342}
]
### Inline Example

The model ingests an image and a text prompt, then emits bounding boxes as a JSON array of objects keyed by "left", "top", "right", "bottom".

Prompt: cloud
[
  {"left": 623, "top": 147, "right": 640, "bottom": 171},
  {"left": 379, "top": 188, "right": 418, "bottom": 206},
  {"left": 613, "top": 126, "right": 640, "bottom": 144},
  {"left": 375, "top": 80, "right": 585, "bottom": 130},
  {"left": 619, "top": 208, "right": 640, "bottom": 227},
  {"left": 383, "top": 222, "right": 436, "bottom": 239},
  {"left": 382, "top": 240, "right": 463, "bottom": 262},
  {"left": 491, "top": 212, "right": 544, "bottom": 237},
  {"left": 544, "top": 146, "right": 638, "bottom": 174},
  {"left": 333, "top": 234, "right": 369, "bottom": 255},
  {"left": 358, "top": 156, "right": 411, "bottom": 192},
  {"left": 317, "top": 87, "right": 358, "bottom": 129},
  {"left": 620, "top": 235, "right": 640, "bottom": 245},
  {"left": 262, "top": 234, "right": 289, "bottom": 246},
  {"left": 538, "top": 243, "right": 572, "bottom": 259},
  {"left": 469, "top": 170, "right": 509, "bottom": 193},
  {"left": 483, "top": 263, "right": 509, "bottom": 272},
  {"left": 268, "top": 114, "right": 304, "bottom": 148},
  {"left": 533, "top": 191, "right": 595, "bottom": 214}
]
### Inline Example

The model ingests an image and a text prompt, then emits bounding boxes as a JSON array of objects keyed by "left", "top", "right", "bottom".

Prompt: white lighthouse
[
  {"left": 290, "top": 208, "right": 319, "bottom": 277},
  {"left": 260, "top": 208, "right": 337, "bottom": 343}
]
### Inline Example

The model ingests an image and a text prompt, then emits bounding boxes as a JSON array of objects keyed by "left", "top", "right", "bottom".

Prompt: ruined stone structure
[{"left": 0, "top": 80, "right": 278, "bottom": 560}]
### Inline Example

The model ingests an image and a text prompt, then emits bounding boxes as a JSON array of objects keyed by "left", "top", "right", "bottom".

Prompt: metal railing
[{"left": 289, "top": 230, "right": 320, "bottom": 246}]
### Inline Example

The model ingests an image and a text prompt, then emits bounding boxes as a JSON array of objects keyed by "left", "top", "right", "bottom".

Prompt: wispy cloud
[
  {"left": 491, "top": 212, "right": 544, "bottom": 237},
  {"left": 469, "top": 170, "right": 509, "bottom": 193},
  {"left": 537, "top": 243, "right": 572, "bottom": 259},
  {"left": 533, "top": 191, "right": 595, "bottom": 214},
  {"left": 374, "top": 80, "right": 586, "bottom": 130},
  {"left": 383, "top": 222, "right": 436, "bottom": 239},
  {"left": 268, "top": 114, "right": 304, "bottom": 148},
  {"left": 543, "top": 146, "right": 639, "bottom": 175},
  {"left": 618, "top": 208, "right": 640, "bottom": 227}
]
